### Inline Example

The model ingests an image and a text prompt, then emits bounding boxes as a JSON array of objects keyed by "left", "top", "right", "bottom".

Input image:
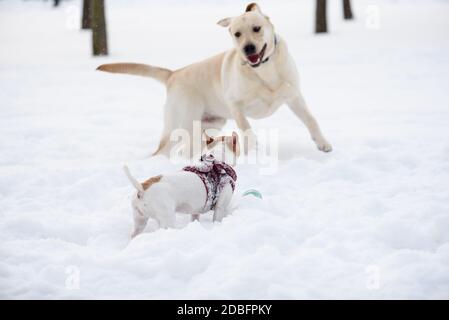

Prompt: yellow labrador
[{"left": 97, "top": 3, "right": 332, "bottom": 156}]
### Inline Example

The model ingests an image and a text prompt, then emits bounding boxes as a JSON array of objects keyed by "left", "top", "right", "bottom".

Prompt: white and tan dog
[
  {"left": 98, "top": 3, "right": 332, "bottom": 156},
  {"left": 124, "top": 132, "right": 240, "bottom": 237}
]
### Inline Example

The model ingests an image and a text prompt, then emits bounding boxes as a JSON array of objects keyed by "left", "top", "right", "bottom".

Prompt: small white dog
[{"left": 124, "top": 132, "right": 240, "bottom": 237}]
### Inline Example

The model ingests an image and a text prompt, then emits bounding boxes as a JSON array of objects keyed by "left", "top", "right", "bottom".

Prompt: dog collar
[{"left": 249, "top": 34, "right": 278, "bottom": 68}]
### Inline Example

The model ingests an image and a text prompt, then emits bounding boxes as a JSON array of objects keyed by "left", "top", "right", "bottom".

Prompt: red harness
[{"left": 183, "top": 155, "right": 237, "bottom": 212}]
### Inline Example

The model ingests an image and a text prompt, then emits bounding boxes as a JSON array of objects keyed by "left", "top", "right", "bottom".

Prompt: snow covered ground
[{"left": 1, "top": 0, "right": 449, "bottom": 299}]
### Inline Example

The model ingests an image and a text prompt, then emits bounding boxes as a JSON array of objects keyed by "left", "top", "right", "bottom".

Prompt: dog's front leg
[
  {"left": 229, "top": 102, "right": 257, "bottom": 154},
  {"left": 287, "top": 93, "right": 332, "bottom": 152},
  {"left": 213, "top": 184, "right": 233, "bottom": 222}
]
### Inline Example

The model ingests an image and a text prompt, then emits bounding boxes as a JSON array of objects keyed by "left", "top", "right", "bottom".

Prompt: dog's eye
[
  {"left": 234, "top": 31, "right": 241, "bottom": 38},
  {"left": 253, "top": 26, "right": 261, "bottom": 33}
]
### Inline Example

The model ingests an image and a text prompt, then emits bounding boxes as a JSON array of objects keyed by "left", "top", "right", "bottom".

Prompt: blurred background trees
[
  {"left": 315, "top": 0, "right": 327, "bottom": 33},
  {"left": 315, "top": 0, "right": 355, "bottom": 33},
  {"left": 42, "top": 1, "right": 357, "bottom": 53},
  {"left": 81, "top": 0, "right": 92, "bottom": 29},
  {"left": 343, "top": 0, "right": 354, "bottom": 20},
  {"left": 81, "top": 0, "right": 108, "bottom": 56},
  {"left": 91, "top": 0, "right": 108, "bottom": 56}
]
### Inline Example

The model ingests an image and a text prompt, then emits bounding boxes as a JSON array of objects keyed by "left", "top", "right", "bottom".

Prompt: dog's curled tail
[
  {"left": 123, "top": 165, "right": 144, "bottom": 193},
  {"left": 97, "top": 63, "right": 172, "bottom": 84}
]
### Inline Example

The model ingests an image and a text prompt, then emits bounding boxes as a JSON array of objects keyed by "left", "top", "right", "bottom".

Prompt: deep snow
[{"left": 1, "top": 0, "right": 449, "bottom": 299}]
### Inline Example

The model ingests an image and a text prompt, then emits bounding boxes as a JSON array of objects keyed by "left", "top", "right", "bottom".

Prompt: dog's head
[
  {"left": 203, "top": 131, "right": 240, "bottom": 166},
  {"left": 218, "top": 3, "right": 275, "bottom": 68}
]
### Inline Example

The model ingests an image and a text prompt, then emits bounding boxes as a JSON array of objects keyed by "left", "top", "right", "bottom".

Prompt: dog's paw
[{"left": 315, "top": 138, "right": 333, "bottom": 152}]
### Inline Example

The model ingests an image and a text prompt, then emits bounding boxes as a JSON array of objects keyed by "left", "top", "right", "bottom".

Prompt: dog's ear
[
  {"left": 217, "top": 17, "right": 232, "bottom": 27},
  {"left": 245, "top": 3, "right": 261, "bottom": 13},
  {"left": 245, "top": 3, "right": 270, "bottom": 21},
  {"left": 229, "top": 131, "right": 240, "bottom": 156},
  {"left": 203, "top": 131, "right": 214, "bottom": 145},
  {"left": 232, "top": 131, "right": 239, "bottom": 145}
]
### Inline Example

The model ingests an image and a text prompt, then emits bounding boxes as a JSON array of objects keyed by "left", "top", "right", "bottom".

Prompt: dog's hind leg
[
  {"left": 152, "top": 134, "right": 170, "bottom": 156},
  {"left": 131, "top": 210, "right": 149, "bottom": 238},
  {"left": 143, "top": 184, "right": 177, "bottom": 229},
  {"left": 154, "top": 200, "right": 176, "bottom": 229},
  {"left": 152, "top": 90, "right": 205, "bottom": 158},
  {"left": 156, "top": 91, "right": 205, "bottom": 158},
  {"left": 152, "top": 102, "right": 174, "bottom": 156}
]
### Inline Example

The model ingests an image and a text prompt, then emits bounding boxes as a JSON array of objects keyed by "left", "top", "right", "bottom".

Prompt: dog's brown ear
[
  {"left": 230, "top": 132, "right": 240, "bottom": 156},
  {"left": 217, "top": 17, "right": 232, "bottom": 27},
  {"left": 231, "top": 131, "right": 239, "bottom": 146},
  {"left": 245, "top": 3, "right": 261, "bottom": 13},
  {"left": 203, "top": 131, "right": 214, "bottom": 145}
]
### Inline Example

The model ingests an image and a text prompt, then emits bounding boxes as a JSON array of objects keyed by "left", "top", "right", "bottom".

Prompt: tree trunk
[
  {"left": 343, "top": 0, "right": 354, "bottom": 20},
  {"left": 53, "top": 0, "right": 61, "bottom": 7},
  {"left": 82, "top": 0, "right": 92, "bottom": 29},
  {"left": 92, "top": 0, "right": 108, "bottom": 56},
  {"left": 315, "top": 0, "right": 327, "bottom": 33}
]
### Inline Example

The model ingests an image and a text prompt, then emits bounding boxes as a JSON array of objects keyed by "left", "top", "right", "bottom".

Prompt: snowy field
[{"left": 1, "top": 0, "right": 449, "bottom": 299}]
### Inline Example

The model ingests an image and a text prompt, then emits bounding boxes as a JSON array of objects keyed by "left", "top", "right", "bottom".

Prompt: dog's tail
[
  {"left": 97, "top": 63, "right": 172, "bottom": 85},
  {"left": 123, "top": 165, "right": 144, "bottom": 193}
]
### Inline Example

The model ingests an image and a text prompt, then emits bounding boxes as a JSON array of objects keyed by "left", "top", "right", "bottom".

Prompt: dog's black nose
[{"left": 244, "top": 44, "right": 256, "bottom": 55}]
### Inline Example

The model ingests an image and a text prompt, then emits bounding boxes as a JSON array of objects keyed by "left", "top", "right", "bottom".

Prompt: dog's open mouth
[{"left": 246, "top": 43, "right": 267, "bottom": 67}]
